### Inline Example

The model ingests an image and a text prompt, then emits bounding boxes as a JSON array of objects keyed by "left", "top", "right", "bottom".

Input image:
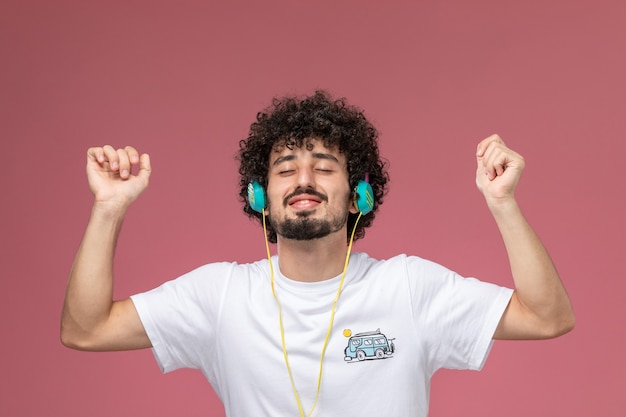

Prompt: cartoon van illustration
[{"left": 344, "top": 328, "right": 395, "bottom": 361}]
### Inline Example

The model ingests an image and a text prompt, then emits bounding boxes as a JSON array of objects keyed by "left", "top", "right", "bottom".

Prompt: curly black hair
[{"left": 237, "top": 90, "right": 389, "bottom": 243}]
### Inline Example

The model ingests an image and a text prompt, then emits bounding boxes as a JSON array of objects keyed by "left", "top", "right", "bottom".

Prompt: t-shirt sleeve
[
  {"left": 406, "top": 256, "right": 513, "bottom": 374},
  {"left": 130, "top": 263, "right": 232, "bottom": 373}
]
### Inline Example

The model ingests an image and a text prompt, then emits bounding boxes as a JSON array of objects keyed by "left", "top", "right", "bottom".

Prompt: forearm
[
  {"left": 490, "top": 198, "right": 575, "bottom": 338},
  {"left": 61, "top": 202, "right": 127, "bottom": 348}
]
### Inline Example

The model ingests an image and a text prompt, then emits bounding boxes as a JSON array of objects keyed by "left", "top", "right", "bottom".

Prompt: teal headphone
[{"left": 247, "top": 178, "right": 374, "bottom": 215}]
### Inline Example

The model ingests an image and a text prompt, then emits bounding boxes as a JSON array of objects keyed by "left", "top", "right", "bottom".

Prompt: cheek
[
  {"left": 264, "top": 186, "right": 285, "bottom": 213},
  {"left": 265, "top": 180, "right": 283, "bottom": 203},
  {"left": 334, "top": 187, "right": 356, "bottom": 210}
]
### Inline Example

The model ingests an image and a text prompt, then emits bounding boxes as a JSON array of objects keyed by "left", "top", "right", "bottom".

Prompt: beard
[{"left": 269, "top": 210, "right": 348, "bottom": 241}]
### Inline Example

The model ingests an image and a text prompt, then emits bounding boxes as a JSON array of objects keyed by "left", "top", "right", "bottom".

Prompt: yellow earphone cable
[{"left": 262, "top": 211, "right": 362, "bottom": 417}]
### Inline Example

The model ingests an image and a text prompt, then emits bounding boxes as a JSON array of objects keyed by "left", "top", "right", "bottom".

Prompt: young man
[{"left": 61, "top": 91, "right": 574, "bottom": 416}]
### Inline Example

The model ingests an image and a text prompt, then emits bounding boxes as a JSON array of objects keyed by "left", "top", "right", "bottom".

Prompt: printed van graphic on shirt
[{"left": 343, "top": 328, "right": 395, "bottom": 362}]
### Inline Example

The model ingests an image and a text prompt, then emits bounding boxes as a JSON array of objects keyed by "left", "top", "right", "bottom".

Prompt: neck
[{"left": 276, "top": 229, "right": 350, "bottom": 282}]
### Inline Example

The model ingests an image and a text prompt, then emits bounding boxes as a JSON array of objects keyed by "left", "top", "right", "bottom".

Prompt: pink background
[{"left": 2, "top": 0, "right": 625, "bottom": 415}]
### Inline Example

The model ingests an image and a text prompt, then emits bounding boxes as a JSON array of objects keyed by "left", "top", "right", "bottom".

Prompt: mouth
[
  {"left": 288, "top": 195, "right": 322, "bottom": 210},
  {"left": 285, "top": 189, "right": 327, "bottom": 210}
]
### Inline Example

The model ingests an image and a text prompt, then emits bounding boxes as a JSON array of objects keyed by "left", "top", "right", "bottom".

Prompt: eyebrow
[{"left": 272, "top": 152, "right": 340, "bottom": 166}]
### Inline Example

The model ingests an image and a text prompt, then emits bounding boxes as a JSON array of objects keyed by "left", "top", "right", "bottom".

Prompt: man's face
[{"left": 266, "top": 139, "right": 357, "bottom": 241}]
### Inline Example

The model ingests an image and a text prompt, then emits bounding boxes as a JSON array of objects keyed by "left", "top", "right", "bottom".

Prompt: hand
[
  {"left": 86, "top": 145, "right": 151, "bottom": 207},
  {"left": 475, "top": 134, "right": 525, "bottom": 205}
]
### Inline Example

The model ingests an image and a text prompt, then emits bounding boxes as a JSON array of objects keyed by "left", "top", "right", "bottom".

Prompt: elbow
[
  {"left": 60, "top": 330, "right": 99, "bottom": 351},
  {"left": 542, "top": 308, "right": 576, "bottom": 339},
  {"left": 60, "top": 325, "right": 85, "bottom": 350},
  {"left": 60, "top": 314, "right": 80, "bottom": 350},
  {"left": 555, "top": 311, "right": 576, "bottom": 337},
  {"left": 60, "top": 320, "right": 97, "bottom": 351},
  {"left": 496, "top": 293, "right": 576, "bottom": 340},
  {"left": 554, "top": 298, "right": 576, "bottom": 337},
  {"left": 60, "top": 333, "right": 80, "bottom": 350}
]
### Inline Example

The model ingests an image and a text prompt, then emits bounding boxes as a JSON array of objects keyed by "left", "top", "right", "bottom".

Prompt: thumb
[
  {"left": 475, "top": 154, "right": 488, "bottom": 190},
  {"left": 136, "top": 153, "right": 152, "bottom": 183},
  {"left": 475, "top": 149, "right": 491, "bottom": 181}
]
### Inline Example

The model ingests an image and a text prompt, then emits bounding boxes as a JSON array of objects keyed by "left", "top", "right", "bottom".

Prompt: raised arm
[
  {"left": 475, "top": 135, "right": 575, "bottom": 340},
  {"left": 61, "top": 145, "right": 152, "bottom": 351}
]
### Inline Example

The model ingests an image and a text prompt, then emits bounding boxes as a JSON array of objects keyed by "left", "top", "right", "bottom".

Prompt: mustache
[{"left": 283, "top": 188, "right": 328, "bottom": 206}]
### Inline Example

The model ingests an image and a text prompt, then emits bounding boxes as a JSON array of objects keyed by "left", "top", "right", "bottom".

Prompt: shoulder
[
  {"left": 179, "top": 259, "right": 269, "bottom": 279},
  {"left": 144, "top": 259, "right": 270, "bottom": 297},
  {"left": 353, "top": 253, "right": 492, "bottom": 299},
  {"left": 349, "top": 253, "right": 442, "bottom": 288},
  {"left": 353, "top": 252, "right": 447, "bottom": 277}
]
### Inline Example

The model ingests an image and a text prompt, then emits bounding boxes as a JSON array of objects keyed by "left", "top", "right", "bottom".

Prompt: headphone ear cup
[
  {"left": 354, "top": 180, "right": 374, "bottom": 215},
  {"left": 247, "top": 181, "right": 266, "bottom": 213}
]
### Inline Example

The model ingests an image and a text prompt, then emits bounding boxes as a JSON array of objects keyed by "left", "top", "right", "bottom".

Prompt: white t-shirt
[{"left": 131, "top": 252, "right": 513, "bottom": 417}]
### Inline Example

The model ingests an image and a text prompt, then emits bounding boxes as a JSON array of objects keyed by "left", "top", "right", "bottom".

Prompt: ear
[
  {"left": 349, "top": 197, "right": 360, "bottom": 214},
  {"left": 348, "top": 186, "right": 359, "bottom": 214}
]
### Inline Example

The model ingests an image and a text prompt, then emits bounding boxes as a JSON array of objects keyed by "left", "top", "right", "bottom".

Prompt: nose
[{"left": 296, "top": 165, "right": 315, "bottom": 190}]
